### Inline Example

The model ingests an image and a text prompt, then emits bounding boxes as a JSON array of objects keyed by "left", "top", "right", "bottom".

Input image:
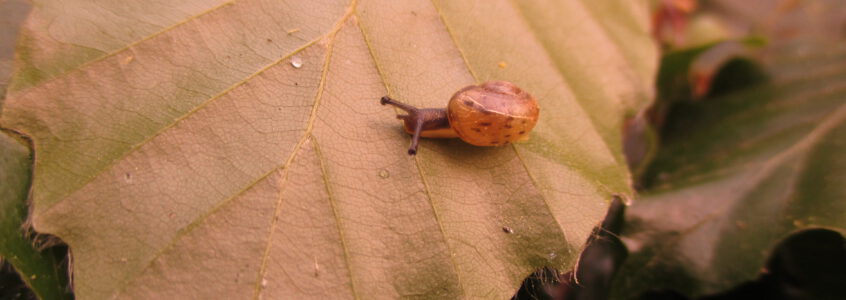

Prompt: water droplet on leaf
[{"left": 290, "top": 56, "right": 303, "bottom": 68}]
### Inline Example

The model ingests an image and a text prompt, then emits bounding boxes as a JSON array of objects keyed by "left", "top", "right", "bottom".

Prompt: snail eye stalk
[
  {"left": 381, "top": 96, "right": 423, "bottom": 155},
  {"left": 380, "top": 96, "right": 416, "bottom": 113}
]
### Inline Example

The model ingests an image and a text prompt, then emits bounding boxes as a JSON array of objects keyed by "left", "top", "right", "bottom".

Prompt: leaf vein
[
  {"left": 504, "top": 0, "right": 624, "bottom": 168},
  {"left": 39, "top": 36, "right": 323, "bottom": 216},
  {"left": 311, "top": 136, "right": 361, "bottom": 300},
  {"left": 13, "top": 0, "right": 239, "bottom": 93},
  {"left": 254, "top": 3, "right": 357, "bottom": 298},
  {"left": 354, "top": 5, "right": 467, "bottom": 296},
  {"left": 430, "top": 0, "right": 572, "bottom": 250},
  {"left": 103, "top": 4, "right": 354, "bottom": 297}
]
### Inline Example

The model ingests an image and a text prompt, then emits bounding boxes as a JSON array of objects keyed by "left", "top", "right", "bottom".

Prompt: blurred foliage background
[{"left": 616, "top": 0, "right": 846, "bottom": 299}]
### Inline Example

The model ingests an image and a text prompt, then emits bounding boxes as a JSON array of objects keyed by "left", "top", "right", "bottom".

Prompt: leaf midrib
[{"left": 253, "top": 5, "right": 360, "bottom": 297}]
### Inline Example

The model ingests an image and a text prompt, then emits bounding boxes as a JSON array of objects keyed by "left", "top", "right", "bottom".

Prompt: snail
[{"left": 380, "top": 81, "right": 539, "bottom": 155}]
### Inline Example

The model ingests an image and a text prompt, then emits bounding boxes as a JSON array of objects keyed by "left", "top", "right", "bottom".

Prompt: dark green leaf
[
  {"left": 0, "top": 132, "right": 70, "bottom": 300},
  {"left": 614, "top": 45, "right": 846, "bottom": 297}
]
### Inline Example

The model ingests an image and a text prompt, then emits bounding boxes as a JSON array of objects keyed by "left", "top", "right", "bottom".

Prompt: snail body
[{"left": 380, "top": 81, "right": 539, "bottom": 155}]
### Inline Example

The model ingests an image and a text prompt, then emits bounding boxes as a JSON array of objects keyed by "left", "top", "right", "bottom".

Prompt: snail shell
[{"left": 447, "top": 81, "right": 539, "bottom": 146}]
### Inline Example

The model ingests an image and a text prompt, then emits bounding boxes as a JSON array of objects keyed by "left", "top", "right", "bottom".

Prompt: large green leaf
[
  {"left": 0, "top": 1, "right": 656, "bottom": 298},
  {"left": 613, "top": 46, "right": 846, "bottom": 297}
]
